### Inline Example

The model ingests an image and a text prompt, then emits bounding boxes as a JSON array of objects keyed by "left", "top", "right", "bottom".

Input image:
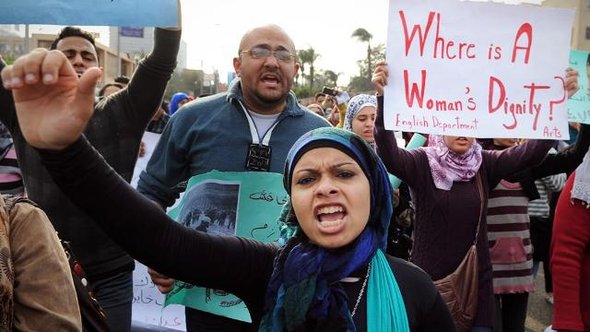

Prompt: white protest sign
[
  {"left": 385, "top": 0, "right": 574, "bottom": 139},
  {"left": 131, "top": 132, "right": 161, "bottom": 189},
  {"left": 131, "top": 132, "right": 186, "bottom": 330},
  {"left": 132, "top": 261, "right": 186, "bottom": 330}
]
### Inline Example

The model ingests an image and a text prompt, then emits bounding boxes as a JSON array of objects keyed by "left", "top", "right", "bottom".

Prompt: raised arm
[
  {"left": 115, "top": 2, "right": 182, "bottom": 126},
  {"left": 487, "top": 139, "right": 553, "bottom": 184},
  {"left": 120, "top": 27, "right": 181, "bottom": 127},
  {"left": 489, "top": 69, "right": 581, "bottom": 182},
  {"left": 372, "top": 62, "right": 424, "bottom": 187},
  {"left": 39, "top": 138, "right": 276, "bottom": 300},
  {"left": 0, "top": 51, "right": 276, "bottom": 305},
  {"left": 531, "top": 124, "right": 590, "bottom": 178}
]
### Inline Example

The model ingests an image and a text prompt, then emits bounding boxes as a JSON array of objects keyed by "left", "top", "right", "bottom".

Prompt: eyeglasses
[{"left": 241, "top": 47, "right": 295, "bottom": 62}]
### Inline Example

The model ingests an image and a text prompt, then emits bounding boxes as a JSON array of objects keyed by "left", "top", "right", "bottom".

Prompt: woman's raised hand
[
  {"left": 371, "top": 61, "right": 389, "bottom": 97},
  {"left": 1, "top": 48, "right": 102, "bottom": 150}
]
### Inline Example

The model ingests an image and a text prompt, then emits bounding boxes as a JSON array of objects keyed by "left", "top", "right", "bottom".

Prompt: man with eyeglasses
[{"left": 137, "top": 24, "right": 329, "bottom": 331}]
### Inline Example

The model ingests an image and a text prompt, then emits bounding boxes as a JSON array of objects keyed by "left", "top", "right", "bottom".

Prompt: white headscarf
[{"left": 572, "top": 150, "right": 590, "bottom": 205}]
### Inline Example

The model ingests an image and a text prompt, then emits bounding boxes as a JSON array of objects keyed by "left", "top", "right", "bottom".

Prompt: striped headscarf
[
  {"left": 260, "top": 127, "right": 393, "bottom": 331},
  {"left": 572, "top": 149, "right": 590, "bottom": 205}
]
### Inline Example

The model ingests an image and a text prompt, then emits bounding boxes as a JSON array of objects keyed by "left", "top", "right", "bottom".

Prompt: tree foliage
[
  {"left": 292, "top": 85, "right": 314, "bottom": 99},
  {"left": 346, "top": 43, "right": 385, "bottom": 94},
  {"left": 351, "top": 28, "right": 373, "bottom": 82},
  {"left": 322, "top": 70, "right": 339, "bottom": 87},
  {"left": 0, "top": 53, "right": 17, "bottom": 65},
  {"left": 164, "top": 69, "right": 204, "bottom": 100},
  {"left": 296, "top": 47, "right": 320, "bottom": 90}
]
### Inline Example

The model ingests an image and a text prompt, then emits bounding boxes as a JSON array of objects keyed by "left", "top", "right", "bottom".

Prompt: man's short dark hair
[
  {"left": 315, "top": 92, "right": 326, "bottom": 99},
  {"left": 97, "top": 83, "right": 124, "bottom": 98},
  {"left": 50, "top": 26, "right": 97, "bottom": 51},
  {"left": 114, "top": 75, "right": 130, "bottom": 85}
]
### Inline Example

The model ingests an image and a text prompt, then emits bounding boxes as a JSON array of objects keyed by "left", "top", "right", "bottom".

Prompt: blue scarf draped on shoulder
[{"left": 260, "top": 127, "right": 409, "bottom": 332}]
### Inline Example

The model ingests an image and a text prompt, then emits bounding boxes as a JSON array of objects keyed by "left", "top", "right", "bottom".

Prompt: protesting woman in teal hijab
[{"left": 1, "top": 48, "right": 455, "bottom": 331}]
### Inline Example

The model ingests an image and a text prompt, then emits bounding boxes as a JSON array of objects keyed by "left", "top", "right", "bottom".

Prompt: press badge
[
  {"left": 246, "top": 144, "right": 272, "bottom": 171},
  {"left": 238, "top": 99, "right": 280, "bottom": 172}
]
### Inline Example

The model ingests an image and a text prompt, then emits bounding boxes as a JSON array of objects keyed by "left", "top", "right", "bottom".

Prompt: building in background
[
  {"left": 542, "top": 0, "right": 590, "bottom": 52},
  {"left": 107, "top": 26, "right": 226, "bottom": 96},
  {"left": 164, "top": 68, "right": 223, "bottom": 99},
  {"left": 0, "top": 24, "right": 224, "bottom": 97},
  {"left": 109, "top": 27, "right": 187, "bottom": 69},
  {"left": 0, "top": 25, "right": 26, "bottom": 57}
]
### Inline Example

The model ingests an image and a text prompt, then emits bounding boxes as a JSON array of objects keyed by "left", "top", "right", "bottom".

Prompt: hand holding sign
[
  {"left": 372, "top": 62, "right": 389, "bottom": 96},
  {"left": 148, "top": 268, "right": 175, "bottom": 294},
  {"left": 566, "top": 69, "right": 580, "bottom": 98},
  {"left": 567, "top": 50, "right": 590, "bottom": 124}
]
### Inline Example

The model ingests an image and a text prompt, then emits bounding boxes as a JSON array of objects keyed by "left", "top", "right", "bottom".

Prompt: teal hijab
[{"left": 261, "top": 127, "right": 409, "bottom": 331}]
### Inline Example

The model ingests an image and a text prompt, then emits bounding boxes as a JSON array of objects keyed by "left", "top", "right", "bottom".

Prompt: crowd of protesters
[{"left": 0, "top": 6, "right": 588, "bottom": 332}]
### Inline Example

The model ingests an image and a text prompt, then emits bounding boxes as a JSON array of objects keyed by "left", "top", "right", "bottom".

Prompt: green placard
[
  {"left": 164, "top": 170, "right": 288, "bottom": 322},
  {"left": 567, "top": 49, "right": 590, "bottom": 124}
]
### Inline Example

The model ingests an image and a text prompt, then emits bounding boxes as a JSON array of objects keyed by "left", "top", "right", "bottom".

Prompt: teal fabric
[
  {"left": 261, "top": 127, "right": 394, "bottom": 331},
  {"left": 367, "top": 250, "right": 410, "bottom": 332}
]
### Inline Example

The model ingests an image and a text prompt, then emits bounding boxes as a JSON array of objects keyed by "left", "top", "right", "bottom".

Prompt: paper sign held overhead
[{"left": 385, "top": 0, "right": 574, "bottom": 139}]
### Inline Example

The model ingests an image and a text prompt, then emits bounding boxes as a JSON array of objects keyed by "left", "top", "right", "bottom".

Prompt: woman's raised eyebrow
[{"left": 332, "top": 162, "right": 358, "bottom": 169}]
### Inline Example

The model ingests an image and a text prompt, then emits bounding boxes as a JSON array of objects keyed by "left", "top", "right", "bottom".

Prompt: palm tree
[
  {"left": 351, "top": 28, "right": 373, "bottom": 82},
  {"left": 296, "top": 49, "right": 309, "bottom": 87},
  {"left": 297, "top": 48, "right": 320, "bottom": 90},
  {"left": 323, "top": 70, "right": 340, "bottom": 87}
]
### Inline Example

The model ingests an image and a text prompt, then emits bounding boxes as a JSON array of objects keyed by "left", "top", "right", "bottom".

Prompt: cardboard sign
[
  {"left": 132, "top": 261, "right": 186, "bottom": 330},
  {"left": 164, "top": 170, "right": 288, "bottom": 322}
]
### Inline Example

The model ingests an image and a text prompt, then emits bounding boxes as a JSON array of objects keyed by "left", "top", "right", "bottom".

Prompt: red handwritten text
[
  {"left": 400, "top": 11, "right": 476, "bottom": 60},
  {"left": 511, "top": 23, "right": 533, "bottom": 64},
  {"left": 403, "top": 70, "right": 469, "bottom": 112},
  {"left": 488, "top": 76, "right": 549, "bottom": 130}
]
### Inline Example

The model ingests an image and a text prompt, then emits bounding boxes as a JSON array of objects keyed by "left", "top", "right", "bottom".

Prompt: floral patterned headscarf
[{"left": 424, "top": 135, "right": 482, "bottom": 190}]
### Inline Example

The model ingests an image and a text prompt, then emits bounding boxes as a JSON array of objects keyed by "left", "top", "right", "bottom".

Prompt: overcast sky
[
  {"left": 177, "top": 0, "right": 544, "bottom": 85},
  {"left": 177, "top": 0, "right": 392, "bottom": 85},
  {"left": 26, "top": 0, "right": 545, "bottom": 85}
]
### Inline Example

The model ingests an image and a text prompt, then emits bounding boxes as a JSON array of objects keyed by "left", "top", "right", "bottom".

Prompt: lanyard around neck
[{"left": 237, "top": 99, "right": 281, "bottom": 146}]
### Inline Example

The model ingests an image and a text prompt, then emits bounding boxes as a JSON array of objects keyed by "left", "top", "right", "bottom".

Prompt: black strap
[{"left": 473, "top": 171, "right": 484, "bottom": 245}]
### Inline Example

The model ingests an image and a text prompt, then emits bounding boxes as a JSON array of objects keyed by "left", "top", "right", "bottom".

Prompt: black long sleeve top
[{"left": 38, "top": 137, "right": 456, "bottom": 332}]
